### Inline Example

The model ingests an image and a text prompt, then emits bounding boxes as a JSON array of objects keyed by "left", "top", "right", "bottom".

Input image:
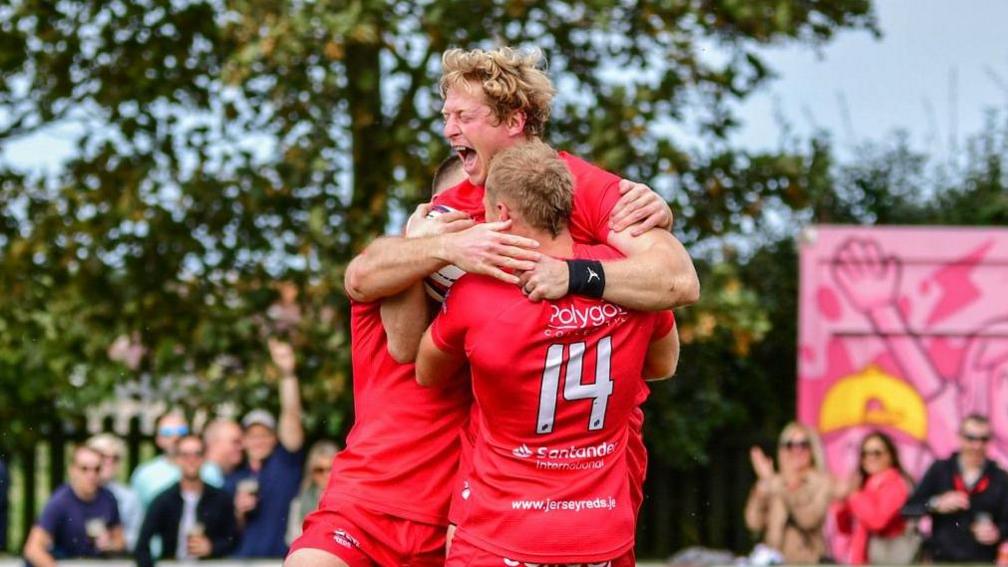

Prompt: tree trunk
[{"left": 345, "top": 36, "right": 391, "bottom": 252}]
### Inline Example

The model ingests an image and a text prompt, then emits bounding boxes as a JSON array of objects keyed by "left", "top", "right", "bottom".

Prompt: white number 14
[{"left": 536, "top": 336, "right": 614, "bottom": 434}]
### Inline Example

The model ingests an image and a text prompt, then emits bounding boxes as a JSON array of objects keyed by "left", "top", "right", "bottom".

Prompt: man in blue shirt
[
  {"left": 23, "top": 446, "right": 126, "bottom": 566},
  {"left": 227, "top": 338, "right": 305, "bottom": 558}
]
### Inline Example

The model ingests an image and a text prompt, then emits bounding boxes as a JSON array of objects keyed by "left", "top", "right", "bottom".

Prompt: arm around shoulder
[
  {"left": 344, "top": 235, "right": 448, "bottom": 303},
  {"left": 604, "top": 228, "right": 700, "bottom": 311}
]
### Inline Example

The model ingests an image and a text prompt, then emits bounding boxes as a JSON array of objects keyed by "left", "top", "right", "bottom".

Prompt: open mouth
[{"left": 453, "top": 145, "right": 478, "bottom": 171}]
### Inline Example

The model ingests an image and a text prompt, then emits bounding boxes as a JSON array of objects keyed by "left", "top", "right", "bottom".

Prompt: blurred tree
[{"left": 0, "top": 0, "right": 878, "bottom": 449}]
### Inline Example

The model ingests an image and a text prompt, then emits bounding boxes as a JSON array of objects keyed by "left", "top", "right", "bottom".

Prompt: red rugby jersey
[
  {"left": 432, "top": 151, "right": 621, "bottom": 244},
  {"left": 431, "top": 244, "right": 675, "bottom": 563},
  {"left": 321, "top": 300, "right": 471, "bottom": 525}
]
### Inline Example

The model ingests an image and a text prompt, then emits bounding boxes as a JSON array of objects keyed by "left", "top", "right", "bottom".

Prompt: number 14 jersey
[{"left": 430, "top": 244, "right": 675, "bottom": 564}]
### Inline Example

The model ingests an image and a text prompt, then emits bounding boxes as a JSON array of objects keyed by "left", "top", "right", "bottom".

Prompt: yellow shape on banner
[{"left": 818, "top": 365, "right": 927, "bottom": 440}]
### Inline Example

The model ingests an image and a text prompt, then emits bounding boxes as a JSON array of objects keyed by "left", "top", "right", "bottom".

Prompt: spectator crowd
[
  {"left": 7, "top": 346, "right": 1008, "bottom": 565},
  {"left": 746, "top": 414, "right": 1008, "bottom": 564},
  {"left": 13, "top": 340, "right": 339, "bottom": 566}
]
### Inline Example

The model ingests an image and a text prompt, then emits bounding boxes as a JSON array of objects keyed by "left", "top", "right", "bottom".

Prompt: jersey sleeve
[
  {"left": 652, "top": 310, "right": 676, "bottom": 340},
  {"left": 37, "top": 495, "right": 61, "bottom": 534},
  {"left": 563, "top": 153, "right": 622, "bottom": 245},
  {"left": 429, "top": 276, "right": 474, "bottom": 356}
]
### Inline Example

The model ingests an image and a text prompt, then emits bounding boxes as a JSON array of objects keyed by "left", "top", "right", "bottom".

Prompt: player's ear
[
  {"left": 497, "top": 202, "right": 512, "bottom": 222},
  {"left": 505, "top": 110, "right": 526, "bottom": 137}
]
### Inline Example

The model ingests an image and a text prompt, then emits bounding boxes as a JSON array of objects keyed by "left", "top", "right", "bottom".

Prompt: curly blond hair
[
  {"left": 485, "top": 140, "right": 572, "bottom": 237},
  {"left": 440, "top": 47, "right": 555, "bottom": 138}
]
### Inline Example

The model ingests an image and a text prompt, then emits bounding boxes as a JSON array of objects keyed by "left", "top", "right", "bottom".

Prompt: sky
[
  {"left": 731, "top": 0, "right": 1008, "bottom": 156},
  {"left": 3, "top": 1, "right": 1008, "bottom": 171}
]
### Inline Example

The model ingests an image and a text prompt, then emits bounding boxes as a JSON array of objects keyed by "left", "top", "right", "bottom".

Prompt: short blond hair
[
  {"left": 86, "top": 433, "right": 126, "bottom": 458},
  {"left": 485, "top": 141, "right": 572, "bottom": 237},
  {"left": 440, "top": 47, "right": 555, "bottom": 138}
]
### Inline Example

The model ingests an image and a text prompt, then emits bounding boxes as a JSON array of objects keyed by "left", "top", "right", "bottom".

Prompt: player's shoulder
[
  {"left": 572, "top": 242, "right": 624, "bottom": 262},
  {"left": 433, "top": 179, "right": 483, "bottom": 212},
  {"left": 558, "top": 151, "right": 621, "bottom": 184},
  {"left": 447, "top": 272, "right": 513, "bottom": 301}
]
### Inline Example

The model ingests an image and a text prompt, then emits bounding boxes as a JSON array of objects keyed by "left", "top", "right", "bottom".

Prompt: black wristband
[{"left": 566, "top": 259, "right": 606, "bottom": 298}]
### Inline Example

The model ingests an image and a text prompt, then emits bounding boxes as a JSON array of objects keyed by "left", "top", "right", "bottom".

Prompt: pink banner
[{"left": 798, "top": 225, "right": 1008, "bottom": 480}]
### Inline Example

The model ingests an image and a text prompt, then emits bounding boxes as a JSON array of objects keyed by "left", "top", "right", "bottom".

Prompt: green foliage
[{"left": 0, "top": 0, "right": 879, "bottom": 450}]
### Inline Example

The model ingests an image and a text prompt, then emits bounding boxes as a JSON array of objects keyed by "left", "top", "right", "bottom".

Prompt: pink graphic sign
[{"left": 798, "top": 225, "right": 1008, "bottom": 481}]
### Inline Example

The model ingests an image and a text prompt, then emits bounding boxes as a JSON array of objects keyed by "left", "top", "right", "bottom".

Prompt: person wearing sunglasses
[
  {"left": 23, "top": 445, "right": 125, "bottom": 567},
  {"left": 902, "top": 413, "right": 1008, "bottom": 562},
  {"left": 285, "top": 441, "right": 339, "bottom": 545},
  {"left": 131, "top": 412, "right": 222, "bottom": 509},
  {"left": 745, "top": 422, "right": 832, "bottom": 564},
  {"left": 135, "top": 435, "right": 237, "bottom": 567},
  {"left": 833, "top": 431, "right": 918, "bottom": 564}
]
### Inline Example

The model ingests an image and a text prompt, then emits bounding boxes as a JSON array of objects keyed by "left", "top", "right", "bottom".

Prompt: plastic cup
[
  {"left": 85, "top": 518, "right": 107, "bottom": 539},
  {"left": 237, "top": 477, "right": 259, "bottom": 496}
]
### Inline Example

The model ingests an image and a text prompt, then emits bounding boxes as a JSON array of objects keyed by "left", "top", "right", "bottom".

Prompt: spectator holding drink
[
  {"left": 23, "top": 445, "right": 125, "bottom": 566},
  {"left": 135, "top": 435, "right": 237, "bottom": 567},
  {"left": 132, "top": 411, "right": 222, "bottom": 509},
  {"left": 902, "top": 414, "right": 1008, "bottom": 562},
  {"left": 225, "top": 338, "right": 305, "bottom": 558},
  {"left": 86, "top": 433, "right": 143, "bottom": 552}
]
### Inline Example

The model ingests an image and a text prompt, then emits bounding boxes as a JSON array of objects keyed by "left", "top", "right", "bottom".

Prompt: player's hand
[
  {"left": 187, "top": 534, "right": 212, "bottom": 557},
  {"left": 267, "top": 338, "right": 296, "bottom": 376},
  {"left": 610, "top": 179, "right": 673, "bottom": 236},
  {"left": 517, "top": 255, "right": 569, "bottom": 302},
  {"left": 832, "top": 238, "right": 901, "bottom": 314},
  {"left": 441, "top": 221, "right": 541, "bottom": 285},
  {"left": 405, "top": 203, "right": 475, "bottom": 238}
]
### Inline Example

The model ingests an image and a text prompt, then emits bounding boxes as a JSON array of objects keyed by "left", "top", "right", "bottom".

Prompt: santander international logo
[
  {"left": 548, "top": 303, "right": 626, "bottom": 331},
  {"left": 512, "top": 444, "right": 533, "bottom": 458}
]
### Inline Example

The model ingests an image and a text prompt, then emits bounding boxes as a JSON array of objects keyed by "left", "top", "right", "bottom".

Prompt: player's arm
[
  {"left": 644, "top": 318, "right": 680, "bottom": 381},
  {"left": 381, "top": 283, "right": 430, "bottom": 363},
  {"left": 344, "top": 217, "right": 540, "bottom": 303},
  {"left": 415, "top": 326, "right": 466, "bottom": 387},
  {"left": 605, "top": 179, "right": 697, "bottom": 311},
  {"left": 415, "top": 279, "right": 469, "bottom": 387},
  {"left": 520, "top": 228, "right": 699, "bottom": 312},
  {"left": 602, "top": 227, "right": 700, "bottom": 310}
]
